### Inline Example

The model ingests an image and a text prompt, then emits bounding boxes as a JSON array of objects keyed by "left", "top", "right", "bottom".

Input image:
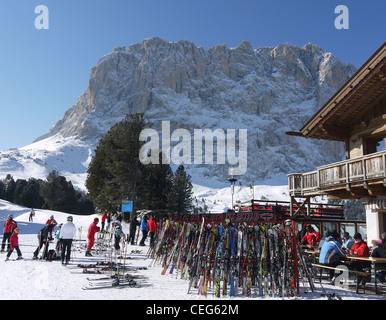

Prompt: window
[
  {"left": 322, "top": 222, "right": 338, "bottom": 236},
  {"left": 341, "top": 223, "right": 355, "bottom": 238},
  {"left": 365, "top": 136, "right": 386, "bottom": 154},
  {"left": 375, "top": 137, "right": 385, "bottom": 152},
  {"left": 357, "top": 224, "right": 367, "bottom": 241}
]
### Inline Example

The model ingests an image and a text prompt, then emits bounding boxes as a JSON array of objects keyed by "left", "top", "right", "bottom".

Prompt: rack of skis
[{"left": 147, "top": 218, "right": 301, "bottom": 298}]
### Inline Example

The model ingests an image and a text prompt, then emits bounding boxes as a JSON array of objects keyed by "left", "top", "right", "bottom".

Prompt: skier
[
  {"left": 301, "top": 224, "right": 320, "bottom": 247},
  {"left": 139, "top": 215, "right": 149, "bottom": 246},
  {"left": 106, "top": 213, "right": 112, "bottom": 233},
  {"left": 147, "top": 216, "right": 158, "bottom": 247},
  {"left": 46, "top": 215, "right": 57, "bottom": 226},
  {"left": 113, "top": 216, "right": 125, "bottom": 256},
  {"left": 1, "top": 215, "right": 18, "bottom": 252},
  {"left": 86, "top": 218, "right": 100, "bottom": 256},
  {"left": 55, "top": 223, "right": 63, "bottom": 257},
  {"left": 129, "top": 214, "right": 139, "bottom": 245},
  {"left": 59, "top": 216, "right": 76, "bottom": 265},
  {"left": 45, "top": 215, "right": 58, "bottom": 240},
  {"left": 5, "top": 228, "right": 22, "bottom": 261},
  {"left": 32, "top": 224, "right": 55, "bottom": 259},
  {"left": 29, "top": 208, "right": 35, "bottom": 222},
  {"left": 101, "top": 212, "right": 107, "bottom": 232}
]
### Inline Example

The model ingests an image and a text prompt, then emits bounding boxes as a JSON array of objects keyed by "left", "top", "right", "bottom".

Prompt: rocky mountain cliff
[{"left": 0, "top": 38, "right": 356, "bottom": 189}]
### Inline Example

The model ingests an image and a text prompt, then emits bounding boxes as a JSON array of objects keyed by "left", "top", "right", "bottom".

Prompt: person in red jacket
[
  {"left": 45, "top": 215, "right": 57, "bottom": 240},
  {"left": 5, "top": 228, "right": 22, "bottom": 261},
  {"left": 101, "top": 212, "right": 107, "bottom": 232},
  {"left": 147, "top": 216, "right": 158, "bottom": 247},
  {"left": 301, "top": 224, "right": 320, "bottom": 247},
  {"left": 350, "top": 233, "right": 370, "bottom": 257},
  {"left": 1, "top": 215, "right": 17, "bottom": 252},
  {"left": 86, "top": 218, "right": 100, "bottom": 256},
  {"left": 348, "top": 233, "right": 371, "bottom": 283}
]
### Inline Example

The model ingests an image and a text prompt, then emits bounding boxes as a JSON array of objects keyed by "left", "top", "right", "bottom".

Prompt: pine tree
[
  {"left": 0, "top": 180, "right": 5, "bottom": 200},
  {"left": 20, "top": 178, "right": 45, "bottom": 209},
  {"left": 13, "top": 179, "right": 28, "bottom": 205},
  {"left": 142, "top": 152, "right": 173, "bottom": 210},
  {"left": 86, "top": 113, "right": 148, "bottom": 213},
  {"left": 75, "top": 191, "right": 95, "bottom": 215},
  {"left": 4, "top": 177, "right": 16, "bottom": 202},
  {"left": 168, "top": 165, "right": 193, "bottom": 214},
  {"left": 40, "top": 170, "right": 77, "bottom": 213}
]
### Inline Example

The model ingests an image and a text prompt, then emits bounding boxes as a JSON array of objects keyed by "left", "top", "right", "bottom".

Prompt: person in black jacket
[
  {"left": 371, "top": 232, "right": 386, "bottom": 283},
  {"left": 129, "top": 214, "right": 139, "bottom": 245},
  {"left": 32, "top": 224, "right": 54, "bottom": 259}
]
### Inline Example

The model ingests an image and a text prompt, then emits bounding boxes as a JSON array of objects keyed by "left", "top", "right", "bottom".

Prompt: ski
[
  {"left": 161, "top": 222, "right": 186, "bottom": 275},
  {"left": 86, "top": 273, "right": 146, "bottom": 282},
  {"left": 187, "top": 217, "right": 205, "bottom": 294},
  {"left": 82, "top": 278, "right": 147, "bottom": 290},
  {"left": 147, "top": 215, "right": 301, "bottom": 298},
  {"left": 214, "top": 224, "right": 223, "bottom": 297},
  {"left": 229, "top": 224, "right": 236, "bottom": 296}
]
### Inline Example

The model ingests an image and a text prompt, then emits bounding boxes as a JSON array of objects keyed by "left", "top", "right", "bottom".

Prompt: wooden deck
[{"left": 288, "top": 150, "right": 386, "bottom": 199}]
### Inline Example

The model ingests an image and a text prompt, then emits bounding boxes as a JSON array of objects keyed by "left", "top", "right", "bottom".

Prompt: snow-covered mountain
[{"left": 0, "top": 38, "right": 356, "bottom": 190}]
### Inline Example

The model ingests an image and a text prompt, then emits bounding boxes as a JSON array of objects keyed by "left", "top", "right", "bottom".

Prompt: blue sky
[{"left": 0, "top": 0, "right": 385, "bottom": 150}]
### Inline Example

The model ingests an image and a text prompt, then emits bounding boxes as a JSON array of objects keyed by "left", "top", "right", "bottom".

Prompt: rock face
[{"left": 2, "top": 38, "right": 356, "bottom": 187}]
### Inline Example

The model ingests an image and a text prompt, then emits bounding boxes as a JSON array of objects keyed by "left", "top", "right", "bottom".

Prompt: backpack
[{"left": 47, "top": 249, "right": 59, "bottom": 261}]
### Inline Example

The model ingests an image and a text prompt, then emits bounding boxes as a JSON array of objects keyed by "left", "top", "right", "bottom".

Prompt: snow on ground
[{"left": 0, "top": 199, "right": 385, "bottom": 301}]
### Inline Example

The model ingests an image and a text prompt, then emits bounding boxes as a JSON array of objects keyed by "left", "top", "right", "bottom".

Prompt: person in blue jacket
[
  {"left": 319, "top": 230, "right": 347, "bottom": 282},
  {"left": 139, "top": 215, "right": 149, "bottom": 246}
]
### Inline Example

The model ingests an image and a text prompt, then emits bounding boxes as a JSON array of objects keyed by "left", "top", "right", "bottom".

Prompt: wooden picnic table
[
  {"left": 346, "top": 255, "right": 386, "bottom": 294},
  {"left": 304, "top": 249, "right": 320, "bottom": 263}
]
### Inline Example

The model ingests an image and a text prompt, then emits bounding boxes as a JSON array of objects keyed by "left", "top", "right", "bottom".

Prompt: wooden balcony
[{"left": 288, "top": 150, "right": 386, "bottom": 199}]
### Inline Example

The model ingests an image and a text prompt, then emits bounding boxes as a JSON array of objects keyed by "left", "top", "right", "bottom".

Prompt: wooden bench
[{"left": 311, "top": 263, "right": 371, "bottom": 294}]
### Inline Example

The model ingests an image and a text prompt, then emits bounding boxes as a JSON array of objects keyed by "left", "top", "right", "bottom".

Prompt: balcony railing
[{"left": 288, "top": 150, "right": 386, "bottom": 196}]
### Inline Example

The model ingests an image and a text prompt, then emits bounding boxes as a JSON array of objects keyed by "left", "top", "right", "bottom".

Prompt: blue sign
[{"left": 122, "top": 201, "right": 133, "bottom": 212}]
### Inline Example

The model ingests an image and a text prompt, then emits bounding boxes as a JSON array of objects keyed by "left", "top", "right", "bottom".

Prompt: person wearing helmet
[
  {"left": 86, "top": 218, "right": 100, "bottom": 256},
  {"left": 5, "top": 228, "right": 22, "bottom": 261},
  {"left": 1, "top": 215, "right": 17, "bottom": 252},
  {"left": 46, "top": 215, "right": 57, "bottom": 226},
  {"left": 46, "top": 215, "right": 58, "bottom": 240},
  {"left": 59, "top": 216, "right": 76, "bottom": 265}
]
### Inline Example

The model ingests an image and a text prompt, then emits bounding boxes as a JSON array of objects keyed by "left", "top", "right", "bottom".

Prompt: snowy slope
[
  {"left": 0, "top": 200, "right": 384, "bottom": 301},
  {"left": 0, "top": 135, "right": 93, "bottom": 191}
]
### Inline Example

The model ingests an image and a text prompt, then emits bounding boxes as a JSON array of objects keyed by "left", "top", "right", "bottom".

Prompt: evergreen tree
[
  {"left": 86, "top": 113, "right": 148, "bottom": 213},
  {"left": 168, "top": 165, "right": 193, "bottom": 214},
  {"left": 0, "top": 180, "right": 5, "bottom": 200},
  {"left": 75, "top": 191, "right": 95, "bottom": 215},
  {"left": 4, "top": 177, "right": 16, "bottom": 202},
  {"left": 13, "top": 179, "right": 28, "bottom": 205},
  {"left": 12, "top": 178, "right": 45, "bottom": 208},
  {"left": 40, "top": 170, "right": 77, "bottom": 213},
  {"left": 328, "top": 199, "right": 365, "bottom": 221},
  {"left": 21, "top": 178, "right": 45, "bottom": 209},
  {"left": 142, "top": 153, "right": 173, "bottom": 210}
]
